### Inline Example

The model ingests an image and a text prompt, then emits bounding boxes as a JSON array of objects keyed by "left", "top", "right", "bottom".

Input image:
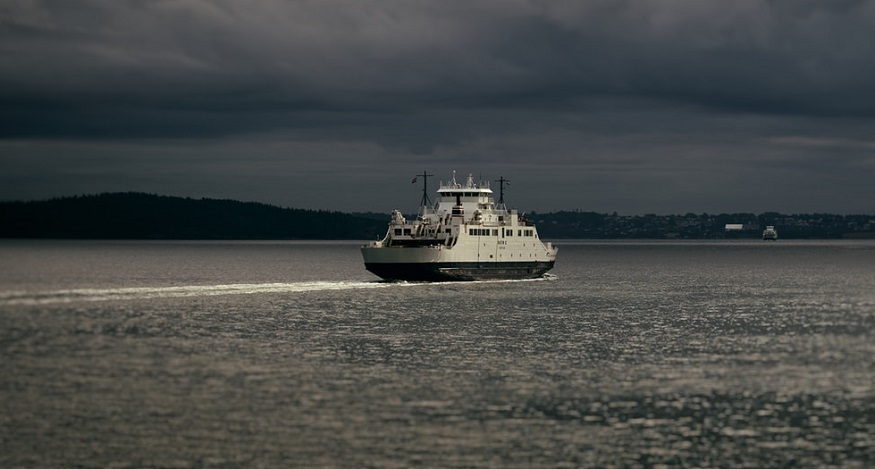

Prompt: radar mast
[
  {"left": 414, "top": 171, "right": 434, "bottom": 213},
  {"left": 494, "top": 176, "right": 510, "bottom": 207}
]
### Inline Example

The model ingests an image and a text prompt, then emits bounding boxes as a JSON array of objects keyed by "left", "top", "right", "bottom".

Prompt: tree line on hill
[
  {"left": 525, "top": 211, "right": 875, "bottom": 239},
  {"left": 1, "top": 193, "right": 874, "bottom": 239},
  {"left": 0, "top": 193, "right": 387, "bottom": 240}
]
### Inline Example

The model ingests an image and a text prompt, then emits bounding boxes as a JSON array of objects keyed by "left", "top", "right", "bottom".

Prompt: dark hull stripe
[{"left": 364, "top": 261, "right": 555, "bottom": 281}]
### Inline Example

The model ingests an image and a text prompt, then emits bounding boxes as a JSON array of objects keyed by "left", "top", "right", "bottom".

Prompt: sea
[{"left": 1, "top": 239, "right": 874, "bottom": 468}]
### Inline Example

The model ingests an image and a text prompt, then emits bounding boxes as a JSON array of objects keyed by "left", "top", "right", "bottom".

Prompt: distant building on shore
[{"left": 725, "top": 223, "right": 760, "bottom": 231}]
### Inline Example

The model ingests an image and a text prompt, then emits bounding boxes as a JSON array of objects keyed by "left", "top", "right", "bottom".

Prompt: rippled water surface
[{"left": 2, "top": 240, "right": 874, "bottom": 467}]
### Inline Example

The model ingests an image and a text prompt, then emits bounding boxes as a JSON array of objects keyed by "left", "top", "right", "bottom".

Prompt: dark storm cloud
[
  {"left": 2, "top": 1, "right": 875, "bottom": 213},
  {"left": 4, "top": 0, "right": 875, "bottom": 137}
]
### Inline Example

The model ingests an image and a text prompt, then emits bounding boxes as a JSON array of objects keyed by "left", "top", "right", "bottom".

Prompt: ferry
[
  {"left": 763, "top": 225, "right": 778, "bottom": 241},
  {"left": 361, "top": 172, "right": 558, "bottom": 281}
]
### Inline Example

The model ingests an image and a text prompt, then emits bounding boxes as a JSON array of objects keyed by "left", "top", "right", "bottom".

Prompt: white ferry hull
[
  {"left": 361, "top": 172, "right": 558, "bottom": 282},
  {"left": 362, "top": 246, "right": 555, "bottom": 281}
]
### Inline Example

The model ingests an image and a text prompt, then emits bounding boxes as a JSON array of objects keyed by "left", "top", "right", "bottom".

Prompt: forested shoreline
[{"left": 2, "top": 193, "right": 874, "bottom": 239}]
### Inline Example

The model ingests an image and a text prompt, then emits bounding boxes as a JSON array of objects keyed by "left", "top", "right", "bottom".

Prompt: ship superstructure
[{"left": 361, "top": 172, "right": 558, "bottom": 281}]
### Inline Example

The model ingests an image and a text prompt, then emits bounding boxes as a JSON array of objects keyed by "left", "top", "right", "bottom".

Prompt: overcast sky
[{"left": 2, "top": 0, "right": 874, "bottom": 214}]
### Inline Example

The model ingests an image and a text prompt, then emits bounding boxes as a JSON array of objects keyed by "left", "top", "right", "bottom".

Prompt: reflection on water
[{"left": 1, "top": 240, "right": 874, "bottom": 467}]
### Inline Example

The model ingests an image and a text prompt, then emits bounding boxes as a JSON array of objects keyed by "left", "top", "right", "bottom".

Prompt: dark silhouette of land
[
  {"left": 0, "top": 193, "right": 386, "bottom": 240},
  {"left": 526, "top": 211, "right": 875, "bottom": 239},
  {"left": 1, "top": 193, "right": 874, "bottom": 239}
]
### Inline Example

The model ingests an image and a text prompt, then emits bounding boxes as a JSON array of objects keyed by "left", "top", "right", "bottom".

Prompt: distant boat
[
  {"left": 763, "top": 225, "right": 778, "bottom": 241},
  {"left": 361, "top": 172, "right": 558, "bottom": 281}
]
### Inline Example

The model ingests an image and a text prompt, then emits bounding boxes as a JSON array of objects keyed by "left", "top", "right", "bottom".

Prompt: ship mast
[
  {"left": 494, "top": 176, "right": 510, "bottom": 206},
  {"left": 414, "top": 171, "right": 434, "bottom": 211}
]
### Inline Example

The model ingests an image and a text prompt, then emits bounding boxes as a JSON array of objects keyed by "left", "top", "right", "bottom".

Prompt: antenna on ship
[
  {"left": 494, "top": 176, "right": 510, "bottom": 205},
  {"left": 413, "top": 171, "right": 434, "bottom": 210}
]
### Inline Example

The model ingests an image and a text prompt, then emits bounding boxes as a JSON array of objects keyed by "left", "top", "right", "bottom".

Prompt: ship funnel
[{"left": 452, "top": 193, "right": 464, "bottom": 218}]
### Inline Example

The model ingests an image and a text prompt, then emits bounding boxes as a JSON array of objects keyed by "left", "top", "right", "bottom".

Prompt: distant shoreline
[{"left": 2, "top": 193, "right": 874, "bottom": 240}]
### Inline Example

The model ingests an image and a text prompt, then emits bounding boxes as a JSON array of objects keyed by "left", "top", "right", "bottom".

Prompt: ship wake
[
  {"left": 1, "top": 276, "right": 556, "bottom": 306},
  {"left": 0, "top": 281, "right": 405, "bottom": 306}
]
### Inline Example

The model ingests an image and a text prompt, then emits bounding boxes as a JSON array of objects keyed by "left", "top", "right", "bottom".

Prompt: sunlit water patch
[{"left": 2, "top": 240, "right": 874, "bottom": 467}]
